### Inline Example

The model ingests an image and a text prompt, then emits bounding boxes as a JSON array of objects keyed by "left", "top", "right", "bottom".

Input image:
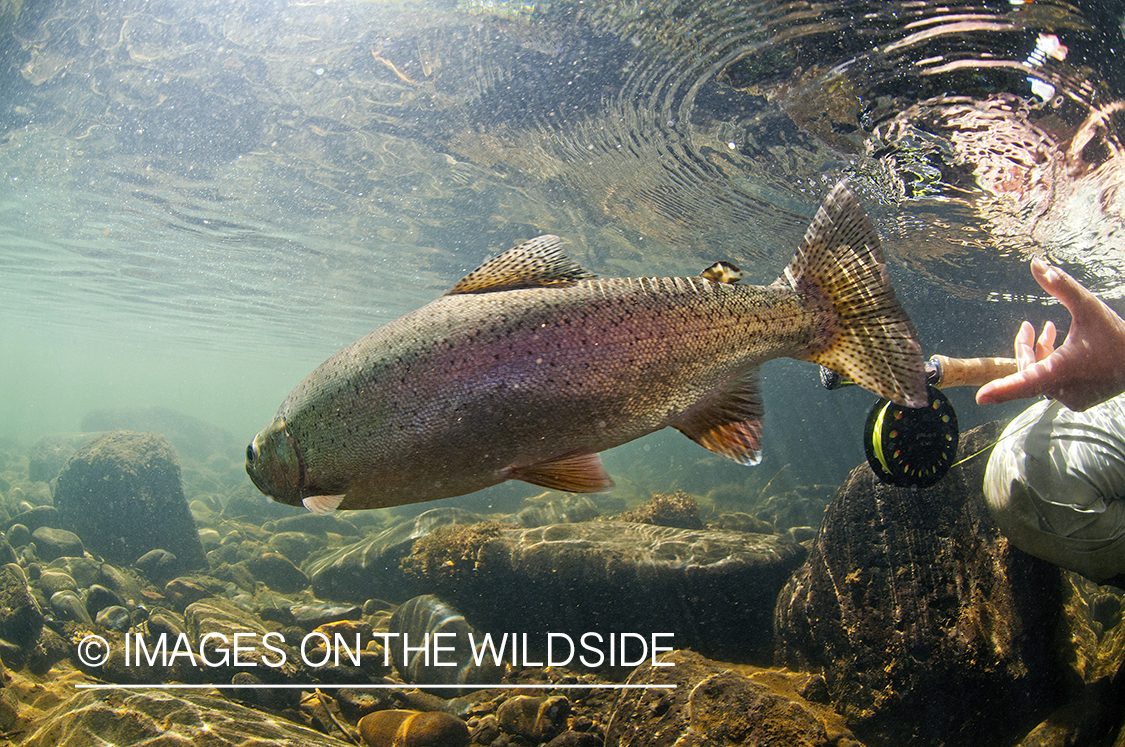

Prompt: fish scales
[
  {"left": 284, "top": 278, "right": 806, "bottom": 504},
  {"left": 247, "top": 182, "right": 927, "bottom": 513}
]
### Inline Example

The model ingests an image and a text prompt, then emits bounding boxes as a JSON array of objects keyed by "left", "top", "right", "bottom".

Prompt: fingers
[
  {"left": 1014, "top": 320, "right": 1037, "bottom": 370},
  {"left": 1030, "top": 257, "right": 1092, "bottom": 319},
  {"left": 975, "top": 366, "right": 1042, "bottom": 405},
  {"left": 1036, "top": 321, "right": 1057, "bottom": 360}
]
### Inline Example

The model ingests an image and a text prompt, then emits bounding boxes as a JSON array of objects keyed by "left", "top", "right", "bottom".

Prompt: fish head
[{"left": 245, "top": 417, "right": 304, "bottom": 506}]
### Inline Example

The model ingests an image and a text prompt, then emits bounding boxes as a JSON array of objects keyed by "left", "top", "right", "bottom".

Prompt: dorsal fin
[{"left": 445, "top": 235, "right": 595, "bottom": 295}]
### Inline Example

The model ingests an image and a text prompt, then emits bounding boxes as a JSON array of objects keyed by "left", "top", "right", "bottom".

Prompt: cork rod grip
[{"left": 929, "top": 355, "right": 1019, "bottom": 388}]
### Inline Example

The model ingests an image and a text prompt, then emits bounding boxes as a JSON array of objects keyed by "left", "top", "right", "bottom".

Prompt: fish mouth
[{"left": 244, "top": 418, "right": 305, "bottom": 506}]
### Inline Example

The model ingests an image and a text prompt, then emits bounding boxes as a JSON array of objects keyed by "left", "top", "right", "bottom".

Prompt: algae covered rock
[
  {"left": 606, "top": 649, "right": 858, "bottom": 747},
  {"left": 403, "top": 520, "right": 806, "bottom": 662},
  {"left": 53, "top": 431, "right": 206, "bottom": 571},
  {"left": 306, "top": 507, "right": 490, "bottom": 602},
  {"left": 774, "top": 422, "right": 1066, "bottom": 747}
]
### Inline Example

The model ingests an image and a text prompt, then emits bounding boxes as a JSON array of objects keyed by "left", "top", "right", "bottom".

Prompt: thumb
[{"left": 1030, "top": 257, "right": 1090, "bottom": 318}]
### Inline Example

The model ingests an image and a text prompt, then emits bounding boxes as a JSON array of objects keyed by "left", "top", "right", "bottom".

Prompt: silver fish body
[{"left": 248, "top": 183, "right": 926, "bottom": 512}]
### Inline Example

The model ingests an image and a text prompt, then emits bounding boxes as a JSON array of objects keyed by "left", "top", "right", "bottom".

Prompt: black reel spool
[{"left": 863, "top": 385, "right": 958, "bottom": 489}]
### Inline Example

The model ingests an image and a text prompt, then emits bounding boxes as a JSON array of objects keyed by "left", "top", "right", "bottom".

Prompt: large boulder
[
  {"left": 774, "top": 422, "right": 1068, "bottom": 747},
  {"left": 53, "top": 431, "right": 206, "bottom": 572},
  {"left": 402, "top": 520, "right": 806, "bottom": 662},
  {"left": 306, "top": 507, "right": 491, "bottom": 603}
]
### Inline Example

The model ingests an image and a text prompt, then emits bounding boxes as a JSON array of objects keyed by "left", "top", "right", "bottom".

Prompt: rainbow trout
[{"left": 247, "top": 182, "right": 926, "bottom": 513}]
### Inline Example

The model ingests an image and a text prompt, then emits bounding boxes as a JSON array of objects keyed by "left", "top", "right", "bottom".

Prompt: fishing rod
[{"left": 821, "top": 355, "right": 1019, "bottom": 488}]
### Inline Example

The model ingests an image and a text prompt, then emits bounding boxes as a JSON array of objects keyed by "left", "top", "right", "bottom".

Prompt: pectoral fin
[
  {"left": 503, "top": 451, "right": 615, "bottom": 493},
  {"left": 302, "top": 494, "right": 345, "bottom": 514},
  {"left": 675, "top": 369, "right": 764, "bottom": 465}
]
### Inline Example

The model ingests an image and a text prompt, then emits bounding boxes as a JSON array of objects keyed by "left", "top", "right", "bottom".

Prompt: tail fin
[{"left": 779, "top": 182, "right": 927, "bottom": 408}]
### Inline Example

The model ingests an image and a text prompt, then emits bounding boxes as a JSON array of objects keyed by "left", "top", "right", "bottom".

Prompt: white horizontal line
[{"left": 76, "top": 683, "right": 676, "bottom": 690}]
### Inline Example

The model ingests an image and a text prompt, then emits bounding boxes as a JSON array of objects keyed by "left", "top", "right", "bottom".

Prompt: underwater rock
[
  {"left": 163, "top": 577, "right": 214, "bottom": 610},
  {"left": 27, "top": 433, "right": 98, "bottom": 483},
  {"left": 53, "top": 431, "right": 207, "bottom": 572},
  {"left": 4, "top": 524, "right": 30, "bottom": 549},
  {"left": 497, "top": 695, "right": 570, "bottom": 742},
  {"left": 606, "top": 649, "right": 856, "bottom": 747},
  {"left": 184, "top": 597, "right": 297, "bottom": 682},
  {"left": 774, "top": 422, "right": 1067, "bottom": 747},
  {"left": 84, "top": 584, "right": 125, "bottom": 618},
  {"left": 0, "top": 538, "right": 15, "bottom": 568},
  {"left": 30, "top": 527, "right": 84, "bottom": 562},
  {"left": 94, "top": 605, "right": 131, "bottom": 631},
  {"left": 134, "top": 549, "right": 180, "bottom": 585},
  {"left": 80, "top": 405, "right": 238, "bottom": 462},
  {"left": 402, "top": 520, "right": 805, "bottom": 661},
  {"left": 0, "top": 563, "right": 43, "bottom": 647},
  {"left": 3, "top": 506, "right": 60, "bottom": 534},
  {"left": 270, "top": 511, "right": 364, "bottom": 537},
  {"left": 358, "top": 709, "right": 470, "bottom": 747},
  {"left": 614, "top": 490, "right": 703, "bottom": 529},
  {"left": 22, "top": 687, "right": 357, "bottom": 747},
  {"left": 242, "top": 551, "right": 310, "bottom": 593},
  {"left": 49, "top": 590, "right": 92, "bottom": 624},
  {"left": 267, "top": 530, "right": 317, "bottom": 564},
  {"left": 37, "top": 570, "right": 77, "bottom": 596},
  {"left": 388, "top": 595, "right": 504, "bottom": 689},
  {"left": 289, "top": 601, "right": 364, "bottom": 629},
  {"left": 544, "top": 731, "right": 604, "bottom": 747},
  {"left": 307, "top": 507, "right": 491, "bottom": 603}
]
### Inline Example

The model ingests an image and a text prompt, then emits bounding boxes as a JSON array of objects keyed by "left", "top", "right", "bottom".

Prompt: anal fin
[
  {"left": 675, "top": 368, "right": 764, "bottom": 465},
  {"left": 503, "top": 451, "right": 615, "bottom": 493}
]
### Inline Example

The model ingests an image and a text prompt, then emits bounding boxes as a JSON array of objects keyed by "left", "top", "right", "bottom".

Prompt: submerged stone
[
  {"left": 30, "top": 527, "right": 84, "bottom": 562},
  {"left": 358, "top": 710, "right": 470, "bottom": 747},
  {"left": 387, "top": 594, "right": 504, "bottom": 689},
  {"left": 402, "top": 520, "right": 805, "bottom": 661},
  {"left": 0, "top": 564, "right": 43, "bottom": 647},
  {"left": 775, "top": 422, "right": 1067, "bottom": 747},
  {"left": 53, "top": 431, "right": 206, "bottom": 572},
  {"left": 606, "top": 650, "right": 855, "bottom": 747},
  {"left": 307, "top": 507, "right": 490, "bottom": 603},
  {"left": 22, "top": 688, "right": 356, "bottom": 747}
]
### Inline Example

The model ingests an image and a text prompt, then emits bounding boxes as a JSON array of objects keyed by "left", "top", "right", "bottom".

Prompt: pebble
[
  {"left": 243, "top": 551, "right": 310, "bottom": 593},
  {"left": 3, "top": 506, "right": 59, "bottom": 534},
  {"left": 49, "top": 590, "right": 92, "bottom": 624},
  {"left": 37, "top": 571, "right": 77, "bottom": 596},
  {"left": 85, "top": 584, "right": 125, "bottom": 617},
  {"left": 30, "top": 527, "right": 84, "bottom": 562},
  {"left": 496, "top": 695, "right": 570, "bottom": 742},
  {"left": 94, "top": 605, "right": 131, "bottom": 631},
  {"left": 135, "top": 549, "right": 180, "bottom": 585},
  {"left": 357, "top": 710, "right": 469, "bottom": 747},
  {"left": 5, "top": 524, "right": 30, "bottom": 549},
  {"left": 267, "top": 531, "right": 316, "bottom": 564},
  {"left": 290, "top": 602, "right": 363, "bottom": 629},
  {"left": 197, "top": 528, "right": 221, "bottom": 551}
]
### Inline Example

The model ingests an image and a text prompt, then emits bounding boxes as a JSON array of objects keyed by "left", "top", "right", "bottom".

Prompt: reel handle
[{"left": 928, "top": 355, "right": 1019, "bottom": 388}]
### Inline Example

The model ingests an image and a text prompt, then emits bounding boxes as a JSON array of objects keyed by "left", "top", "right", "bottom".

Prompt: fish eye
[{"left": 246, "top": 443, "right": 256, "bottom": 462}]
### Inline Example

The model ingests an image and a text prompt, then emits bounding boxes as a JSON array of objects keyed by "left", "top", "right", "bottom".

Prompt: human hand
[{"left": 975, "top": 257, "right": 1125, "bottom": 411}]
